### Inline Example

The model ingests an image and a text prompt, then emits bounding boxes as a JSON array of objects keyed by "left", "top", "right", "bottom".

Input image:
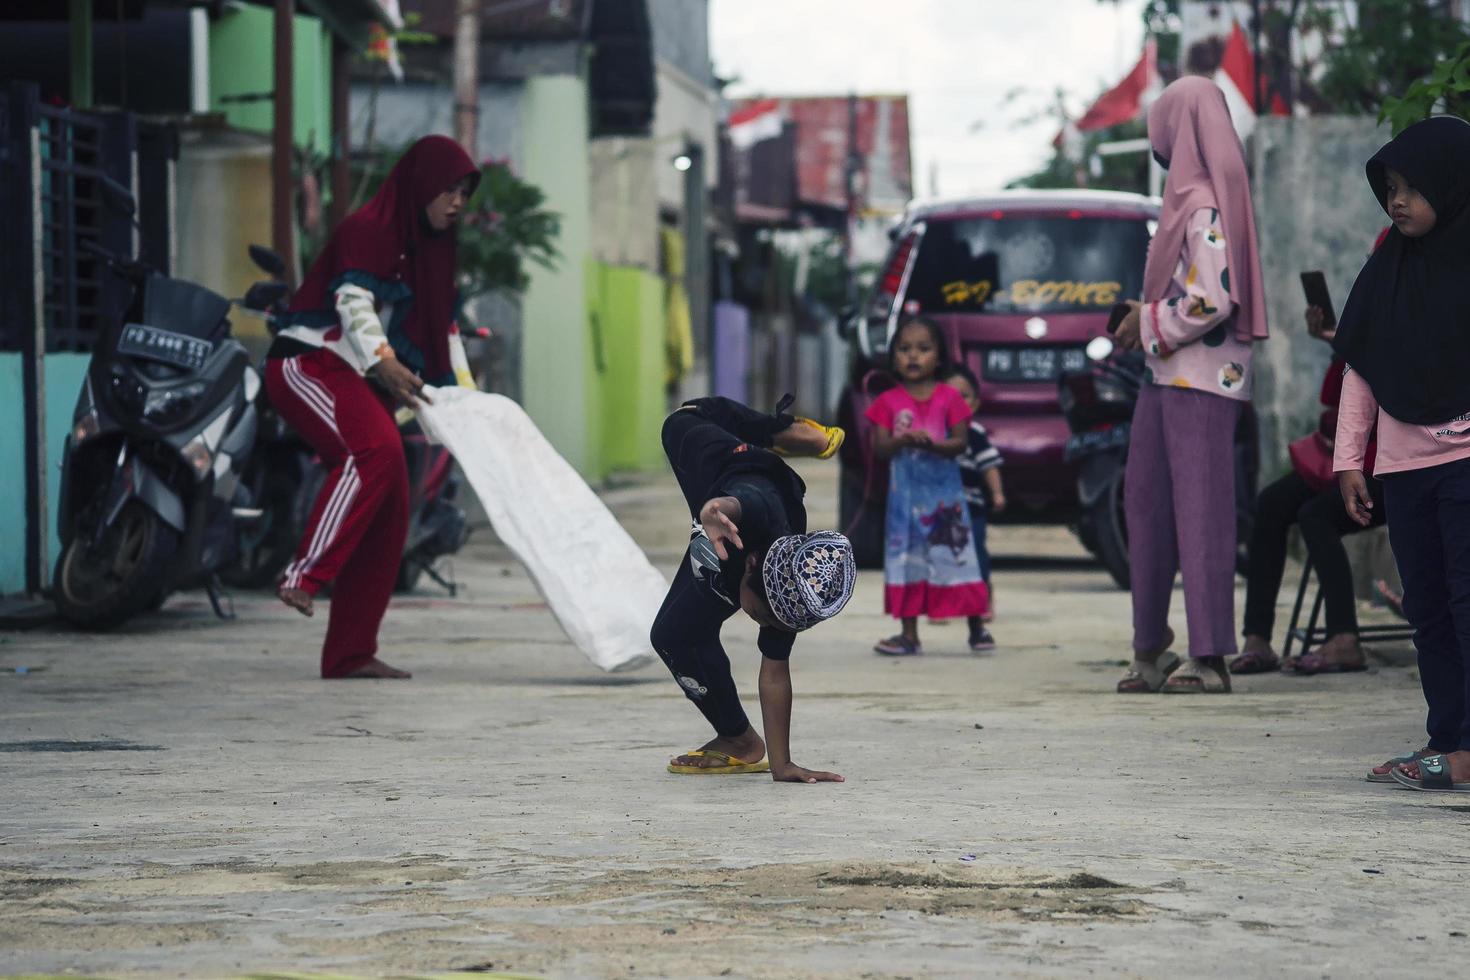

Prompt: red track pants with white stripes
[{"left": 265, "top": 349, "right": 409, "bottom": 678}]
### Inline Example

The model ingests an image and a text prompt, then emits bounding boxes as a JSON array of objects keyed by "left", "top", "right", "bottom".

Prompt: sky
[{"left": 709, "top": 0, "right": 1150, "bottom": 196}]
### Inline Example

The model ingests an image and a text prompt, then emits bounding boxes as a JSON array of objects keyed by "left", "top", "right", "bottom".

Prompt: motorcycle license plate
[
  {"left": 1064, "top": 424, "right": 1130, "bottom": 462},
  {"left": 983, "top": 346, "right": 1088, "bottom": 382},
  {"left": 117, "top": 323, "right": 212, "bottom": 371}
]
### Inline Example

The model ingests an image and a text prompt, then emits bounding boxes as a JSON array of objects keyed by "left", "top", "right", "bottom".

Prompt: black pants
[
  {"left": 648, "top": 398, "right": 790, "bottom": 738},
  {"left": 1242, "top": 471, "right": 1385, "bottom": 641},
  {"left": 1385, "top": 457, "right": 1470, "bottom": 754},
  {"left": 660, "top": 396, "right": 789, "bottom": 520}
]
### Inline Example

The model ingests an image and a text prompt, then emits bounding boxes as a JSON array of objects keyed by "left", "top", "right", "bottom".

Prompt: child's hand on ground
[
  {"left": 772, "top": 763, "right": 844, "bottom": 784},
  {"left": 1339, "top": 469, "right": 1374, "bottom": 527}
]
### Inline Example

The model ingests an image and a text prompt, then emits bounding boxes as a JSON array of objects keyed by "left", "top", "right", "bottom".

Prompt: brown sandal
[
  {"left": 1117, "top": 651, "right": 1182, "bottom": 693},
  {"left": 1162, "top": 658, "right": 1232, "bottom": 694}
]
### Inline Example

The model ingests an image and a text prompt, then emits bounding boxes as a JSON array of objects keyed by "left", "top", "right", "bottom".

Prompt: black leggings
[
  {"left": 1242, "top": 470, "right": 1386, "bottom": 642},
  {"left": 648, "top": 398, "right": 791, "bottom": 738}
]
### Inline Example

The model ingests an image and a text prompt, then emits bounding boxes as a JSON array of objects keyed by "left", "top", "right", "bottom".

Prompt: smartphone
[
  {"left": 1299, "top": 271, "right": 1337, "bottom": 329},
  {"left": 1104, "top": 301, "right": 1132, "bottom": 335}
]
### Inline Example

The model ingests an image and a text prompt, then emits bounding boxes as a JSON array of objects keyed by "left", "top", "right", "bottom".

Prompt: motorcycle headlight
[{"left": 142, "top": 381, "right": 209, "bottom": 427}]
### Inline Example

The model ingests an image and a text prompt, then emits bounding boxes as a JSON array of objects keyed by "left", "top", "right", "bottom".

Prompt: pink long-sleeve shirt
[
  {"left": 1333, "top": 367, "right": 1470, "bottom": 476},
  {"left": 1138, "top": 207, "right": 1255, "bottom": 401}
]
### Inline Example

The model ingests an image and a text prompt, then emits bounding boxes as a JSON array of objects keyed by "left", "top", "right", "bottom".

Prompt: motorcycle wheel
[
  {"left": 1090, "top": 470, "right": 1131, "bottom": 591},
  {"left": 54, "top": 501, "right": 181, "bottom": 630}
]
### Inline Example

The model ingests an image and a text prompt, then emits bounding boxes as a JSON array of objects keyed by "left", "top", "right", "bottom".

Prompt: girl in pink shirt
[
  {"left": 1332, "top": 116, "right": 1470, "bottom": 792},
  {"left": 866, "top": 318, "right": 989, "bottom": 656}
]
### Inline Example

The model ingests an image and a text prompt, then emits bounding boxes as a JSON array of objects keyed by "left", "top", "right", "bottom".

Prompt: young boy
[
  {"left": 940, "top": 365, "right": 1005, "bottom": 650},
  {"left": 650, "top": 396, "right": 856, "bottom": 784}
]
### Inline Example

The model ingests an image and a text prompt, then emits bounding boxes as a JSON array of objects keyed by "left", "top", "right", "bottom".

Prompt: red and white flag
[
  {"left": 728, "top": 99, "right": 784, "bottom": 150},
  {"left": 1074, "top": 38, "right": 1160, "bottom": 134},
  {"left": 1215, "top": 21, "right": 1289, "bottom": 141},
  {"left": 1054, "top": 39, "right": 1160, "bottom": 159}
]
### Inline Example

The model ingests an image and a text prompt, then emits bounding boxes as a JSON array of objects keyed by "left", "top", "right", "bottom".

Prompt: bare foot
[
  {"left": 340, "top": 658, "right": 412, "bottom": 679},
  {"left": 670, "top": 728, "right": 766, "bottom": 769},
  {"left": 279, "top": 587, "right": 313, "bottom": 617}
]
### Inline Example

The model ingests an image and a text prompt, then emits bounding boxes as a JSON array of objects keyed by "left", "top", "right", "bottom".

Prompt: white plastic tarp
[{"left": 416, "top": 387, "right": 664, "bottom": 673}]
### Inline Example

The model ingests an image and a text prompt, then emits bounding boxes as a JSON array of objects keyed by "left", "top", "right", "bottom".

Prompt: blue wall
[
  {"left": 45, "top": 354, "right": 90, "bottom": 583},
  {"left": 0, "top": 354, "right": 26, "bottom": 594},
  {"left": 0, "top": 352, "right": 90, "bottom": 595}
]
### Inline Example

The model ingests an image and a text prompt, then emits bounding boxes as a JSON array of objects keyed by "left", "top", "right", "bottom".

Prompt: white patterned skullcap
[{"left": 761, "top": 531, "right": 856, "bottom": 632}]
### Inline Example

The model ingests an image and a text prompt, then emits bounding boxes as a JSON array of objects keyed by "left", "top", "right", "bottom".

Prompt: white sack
[{"left": 416, "top": 387, "right": 663, "bottom": 673}]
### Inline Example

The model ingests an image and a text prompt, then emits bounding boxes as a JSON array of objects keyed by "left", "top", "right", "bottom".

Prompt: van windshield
[{"left": 904, "top": 215, "right": 1151, "bottom": 315}]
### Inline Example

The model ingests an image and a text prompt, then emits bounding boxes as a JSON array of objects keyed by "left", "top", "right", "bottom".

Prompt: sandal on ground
[
  {"left": 1291, "top": 634, "right": 1368, "bottom": 675},
  {"left": 1116, "top": 650, "right": 1182, "bottom": 693},
  {"left": 1161, "top": 658, "right": 1232, "bottom": 694},
  {"left": 969, "top": 628, "right": 996, "bottom": 653},
  {"left": 874, "top": 635, "right": 922, "bottom": 656},
  {"left": 774, "top": 417, "right": 846, "bottom": 459},
  {"left": 1229, "top": 646, "right": 1280, "bottom": 675},
  {"left": 1291, "top": 652, "right": 1368, "bottom": 675},
  {"left": 667, "top": 750, "right": 772, "bottom": 775},
  {"left": 1389, "top": 754, "right": 1470, "bottom": 792},
  {"left": 1367, "top": 747, "right": 1434, "bottom": 784}
]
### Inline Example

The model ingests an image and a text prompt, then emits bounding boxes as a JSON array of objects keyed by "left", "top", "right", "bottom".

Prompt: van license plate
[{"left": 983, "top": 346, "right": 1087, "bottom": 382}]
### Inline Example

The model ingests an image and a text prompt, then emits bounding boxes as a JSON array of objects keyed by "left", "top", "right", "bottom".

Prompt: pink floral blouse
[{"left": 1138, "top": 207, "right": 1254, "bottom": 401}]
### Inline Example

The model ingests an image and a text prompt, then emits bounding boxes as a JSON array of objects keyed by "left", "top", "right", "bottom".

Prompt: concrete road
[{"left": 1, "top": 460, "right": 1462, "bottom": 979}]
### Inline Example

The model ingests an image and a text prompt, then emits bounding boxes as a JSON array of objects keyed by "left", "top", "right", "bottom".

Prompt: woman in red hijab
[{"left": 264, "top": 135, "right": 480, "bottom": 679}]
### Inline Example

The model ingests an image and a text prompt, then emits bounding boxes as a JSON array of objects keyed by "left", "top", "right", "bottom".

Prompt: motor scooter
[{"left": 53, "top": 180, "right": 288, "bottom": 628}]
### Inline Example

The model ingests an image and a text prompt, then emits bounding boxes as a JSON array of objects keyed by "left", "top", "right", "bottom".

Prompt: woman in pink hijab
[{"left": 1111, "top": 76, "right": 1270, "bottom": 694}]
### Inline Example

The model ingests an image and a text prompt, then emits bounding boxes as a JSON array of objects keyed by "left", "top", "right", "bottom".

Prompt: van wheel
[{"left": 55, "top": 501, "right": 180, "bottom": 630}]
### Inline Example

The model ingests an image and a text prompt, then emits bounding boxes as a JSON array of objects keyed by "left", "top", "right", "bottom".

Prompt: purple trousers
[{"left": 1124, "top": 384, "right": 1242, "bottom": 659}]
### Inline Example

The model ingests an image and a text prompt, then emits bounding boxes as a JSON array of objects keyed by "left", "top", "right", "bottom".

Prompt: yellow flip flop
[
  {"left": 667, "top": 750, "right": 772, "bottom": 775},
  {"left": 774, "top": 417, "right": 845, "bottom": 460}
]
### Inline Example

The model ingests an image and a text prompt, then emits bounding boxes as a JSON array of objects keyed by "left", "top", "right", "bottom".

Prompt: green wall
[
  {"left": 0, "top": 355, "right": 26, "bottom": 593},
  {"left": 593, "top": 263, "right": 665, "bottom": 472},
  {"left": 520, "top": 75, "right": 597, "bottom": 476},
  {"left": 209, "top": 4, "right": 333, "bottom": 156}
]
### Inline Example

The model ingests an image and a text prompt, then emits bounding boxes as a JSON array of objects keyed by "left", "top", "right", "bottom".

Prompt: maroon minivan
[{"left": 836, "top": 189, "right": 1159, "bottom": 566}]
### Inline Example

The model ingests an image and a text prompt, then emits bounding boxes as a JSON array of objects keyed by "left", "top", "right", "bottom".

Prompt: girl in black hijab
[{"left": 1333, "top": 116, "right": 1470, "bottom": 792}]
